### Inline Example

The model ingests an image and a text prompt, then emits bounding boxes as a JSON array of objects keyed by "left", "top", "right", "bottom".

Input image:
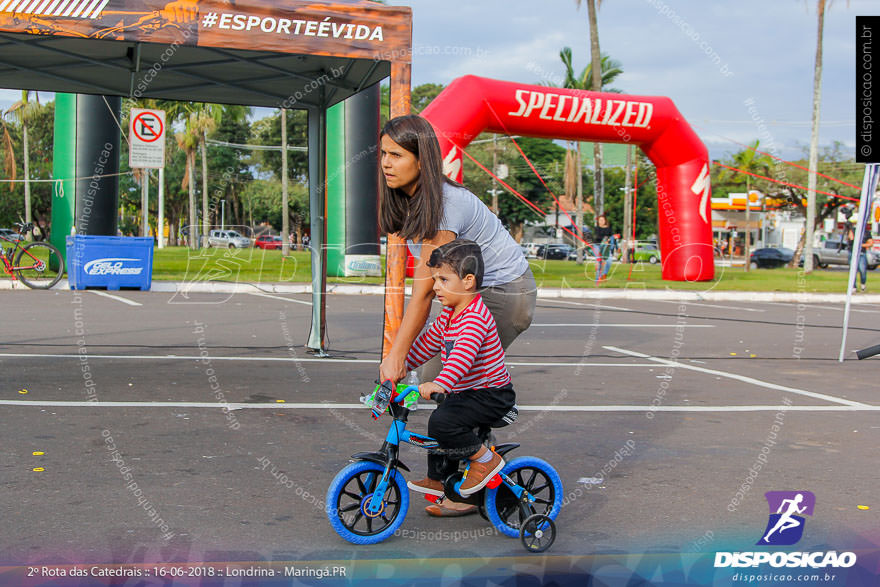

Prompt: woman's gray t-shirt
[{"left": 407, "top": 182, "right": 529, "bottom": 287}]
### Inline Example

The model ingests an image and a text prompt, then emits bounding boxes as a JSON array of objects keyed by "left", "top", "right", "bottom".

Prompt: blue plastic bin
[{"left": 66, "top": 235, "right": 153, "bottom": 291}]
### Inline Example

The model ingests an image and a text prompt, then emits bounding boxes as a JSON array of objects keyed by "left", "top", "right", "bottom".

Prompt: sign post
[{"left": 129, "top": 108, "right": 166, "bottom": 240}]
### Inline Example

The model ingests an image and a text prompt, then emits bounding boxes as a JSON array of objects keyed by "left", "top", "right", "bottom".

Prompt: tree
[
  {"left": 552, "top": 47, "right": 622, "bottom": 262},
  {"left": 380, "top": 82, "right": 444, "bottom": 123},
  {"left": 239, "top": 177, "right": 309, "bottom": 236},
  {"left": 717, "top": 141, "right": 773, "bottom": 271},
  {"left": 804, "top": 0, "right": 827, "bottom": 273},
  {"left": 1, "top": 112, "right": 15, "bottom": 187},
  {"left": 781, "top": 142, "right": 862, "bottom": 268},
  {"left": 203, "top": 104, "right": 253, "bottom": 229},
  {"left": 1, "top": 99, "right": 53, "bottom": 236},
  {"left": 251, "top": 108, "right": 309, "bottom": 244},
  {"left": 463, "top": 136, "right": 564, "bottom": 241},
  {"left": 188, "top": 104, "right": 224, "bottom": 246},
  {"left": 594, "top": 161, "right": 658, "bottom": 242},
  {"left": 576, "top": 0, "right": 606, "bottom": 216},
  {"left": 251, "top": 108, "right": 308, "bottom": 181},
  {"left": 175, "top": 127, "right": 199, "bottom": 248},
  {"left": 5, "top": 91, "right": 43, "bottom": 237}
]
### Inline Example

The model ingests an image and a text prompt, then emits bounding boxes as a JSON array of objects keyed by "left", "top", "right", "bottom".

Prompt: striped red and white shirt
[{"left": 405, "top": 294, "right": 511, "bottom": 392}]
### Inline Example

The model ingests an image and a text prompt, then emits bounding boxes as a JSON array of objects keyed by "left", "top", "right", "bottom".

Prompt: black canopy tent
[
  {"left": 0, "top": 0, "right": 413, "bottom": 352},
  {"left": 0, "top": 35, "right": 392, "bottom": 108}
]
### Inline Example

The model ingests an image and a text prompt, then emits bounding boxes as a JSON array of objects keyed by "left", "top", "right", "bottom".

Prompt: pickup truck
[{"left": 810, "top": 238, "right": 879, "bottom": 270}]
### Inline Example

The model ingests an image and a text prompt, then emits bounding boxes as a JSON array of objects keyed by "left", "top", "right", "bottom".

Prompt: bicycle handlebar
[
  {"left": 394, "top": 386, "right": 418, "bottom": 403},
  {"left": 394, "top": 386, "right": 446, "bottom": 405}
]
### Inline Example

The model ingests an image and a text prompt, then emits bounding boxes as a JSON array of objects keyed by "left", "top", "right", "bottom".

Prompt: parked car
[
  {"left": 536, "top": 243, "right": 574, "bottom": 260},
  {"left": 806, "top": 237, "right": 879, "bottom": 270},
  {"left": 207, "top": 229, "right": 251, "bottom": 248},
  {"left": 255, "top": 235, "right": 283, "bottom": 250},
  {"left": 750, "top": 246, "right": 795, "bottom": 268},
  {"left": 519, "top": 242, "right": 541, "bottom": 258},
  {"left": 633, "top": 242, "right": 661, "bottom": 264}
]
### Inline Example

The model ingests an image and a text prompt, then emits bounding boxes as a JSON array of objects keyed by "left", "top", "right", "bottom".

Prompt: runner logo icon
[{"left": 758, "top": 491, "right": 815, "bottom": 546}]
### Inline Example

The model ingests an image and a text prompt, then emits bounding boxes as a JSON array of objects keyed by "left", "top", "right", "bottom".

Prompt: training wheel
[{"left": 519, "top": 514, "right": 556, "bottom": 553}]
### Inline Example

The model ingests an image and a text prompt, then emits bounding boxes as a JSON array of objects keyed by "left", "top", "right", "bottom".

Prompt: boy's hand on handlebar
[
  {"left": 379, "top": 355, "right": 407, "bottom": 384},
  {"left": 418, "top": 381, "right": 444, "bottom": 401}
]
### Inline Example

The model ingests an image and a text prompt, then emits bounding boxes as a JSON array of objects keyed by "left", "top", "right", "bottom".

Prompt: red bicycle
[{"left": 0, "top": 222, "right": 65, "bottom": 289}]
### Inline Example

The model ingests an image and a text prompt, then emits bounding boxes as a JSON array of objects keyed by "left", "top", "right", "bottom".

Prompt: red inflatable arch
[{"left": 421, "top": 75, "right": 714, "bottom": 281}]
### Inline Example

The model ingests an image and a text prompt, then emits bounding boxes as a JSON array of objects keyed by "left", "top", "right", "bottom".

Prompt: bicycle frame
[
  {"left": 1, "top": 233, "right": 45, "bottom": 276},
  {"left": 358, "top": 387, "right": 527, "bottom": 517},
  {"left": 0, "top": 233, "right": 22, "bottom": 274}
]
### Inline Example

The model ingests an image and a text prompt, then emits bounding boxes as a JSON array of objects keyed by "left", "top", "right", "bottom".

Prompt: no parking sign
[{"left": 129, "top": 108, "right": 166, "bottom": 168}]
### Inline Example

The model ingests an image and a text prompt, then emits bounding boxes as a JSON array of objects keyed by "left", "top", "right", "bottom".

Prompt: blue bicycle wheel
[
  {"left": 326, "top": 461, "right": 409, "bottom": 545},
  {"left": 484, "top": 456, "right": 563, "bottom": 539}
]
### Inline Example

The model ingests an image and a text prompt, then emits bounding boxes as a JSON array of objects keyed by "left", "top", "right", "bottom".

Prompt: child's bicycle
[
  {"left": 325, "top": 381, "right": 563, "bottom": 552},
  {"left": 0, "top": 222, "right": 65, "bottom": 289}
]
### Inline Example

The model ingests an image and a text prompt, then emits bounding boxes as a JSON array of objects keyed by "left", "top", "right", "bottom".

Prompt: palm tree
[
  {"left": 1, "top": 114, "right": 15, "bottom": 188},
  {"left": 575, "top": 0, "right": 605, "bottom": 215},
  {"left": 804, "top": 0, "right": 826, "bottom": 273},
  {"left": 719, "top": 141, "right": 772, "bottom": 271},
  {"left": 175, "top": 129, "right": 199, "bottom": 249},
  {"left": 554, "top": 47, "right": 622, "bottom": 263},
  {"left": 6, "top": 91, "right": 42, "bottom": 237},
  {"left": 187, "top": 105, "right": 223, "bottom": 245}
]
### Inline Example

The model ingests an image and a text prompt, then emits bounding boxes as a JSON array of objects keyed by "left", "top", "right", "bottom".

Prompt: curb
[{"left": 4, "top": 279, "right": 880, "bottom": 304}]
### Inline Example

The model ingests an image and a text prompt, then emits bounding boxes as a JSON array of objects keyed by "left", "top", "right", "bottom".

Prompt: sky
[
  {"left": 386, "top": 0, "right": 871, "bottom": 162},
  {"left": 0, "top": 0, "right": 873, "bottom": 162}
]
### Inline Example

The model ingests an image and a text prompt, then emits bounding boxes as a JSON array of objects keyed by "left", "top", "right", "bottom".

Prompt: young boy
[{"left": 404, "top": 239, "right": 516, "bottom": 498}]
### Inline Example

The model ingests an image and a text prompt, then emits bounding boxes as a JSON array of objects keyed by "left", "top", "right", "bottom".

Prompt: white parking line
[
  {"left": 0, "top": 352, "right": 654, "bottom": 368},
  {"left": 604, "top": 345, "right": 867, "bottom": 407},
  {"left": 90, "top": 291, "right": 142, "bottom": 306},
  {"left": 765, "top": 301, "right": 880, "bottom": 314},
  {"left": 652, "top": 300, "right": 765, "bottom": 313},
  {"left": 537, "top": 300, "right": 633, "bottom": 311},
  {"left": 0, "top": 400, "right": 877, "bottom": 412},
  {"left": 532, "top": 324, "right": 713, "bottom": 328},
  {"left": 246, "top": 292, "right": 311, "bottom": 306}
]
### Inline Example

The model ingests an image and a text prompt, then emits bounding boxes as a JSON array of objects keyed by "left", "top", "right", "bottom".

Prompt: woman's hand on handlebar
[
  {"left": 418, "top": 381, "right": 444, "bottom": 401},
  {"left": 379, "top": 354, "right": 407, "bottom": 385}
]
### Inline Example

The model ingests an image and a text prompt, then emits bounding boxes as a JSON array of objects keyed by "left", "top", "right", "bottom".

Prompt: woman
[
  {"left": 377, "top": 115, "right": 536, "bottom": 515},
  {"left": 594, "top": 214, "right": 616, "bottom": 281}
]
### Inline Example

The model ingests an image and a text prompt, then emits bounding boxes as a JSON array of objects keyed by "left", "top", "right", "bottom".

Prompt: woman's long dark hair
[{"left": 378, "top": 114, "right": 458, "bottom": 241}]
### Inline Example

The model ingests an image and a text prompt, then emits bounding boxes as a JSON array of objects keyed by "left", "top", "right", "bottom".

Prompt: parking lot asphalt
[{"left": 0, "top": 289, "right": 878, "bottom": 568}]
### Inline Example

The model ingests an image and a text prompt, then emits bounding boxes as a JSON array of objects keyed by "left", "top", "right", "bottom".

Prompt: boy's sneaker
[
  {"left": 861, "top": 284, "right": 867, "bottom": 292},
  {"left": 458, "top": 452, "right": 505, "bottom": 497},
  {"left": 407, "top": 477, "right": 444, "bottom": 497}
]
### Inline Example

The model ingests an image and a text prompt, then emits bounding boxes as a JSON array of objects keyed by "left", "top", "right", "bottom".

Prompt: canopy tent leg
[{"left": 307, "top": 106, "right": 328, "bottom": 355}]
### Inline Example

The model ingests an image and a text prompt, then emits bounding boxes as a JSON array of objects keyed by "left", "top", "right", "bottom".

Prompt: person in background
[
  {"left": 847, "top": 221, "right": 874, "bottom": 293},
  {"left": 594, "top": 214, "right": 616, "bottom": 281}
]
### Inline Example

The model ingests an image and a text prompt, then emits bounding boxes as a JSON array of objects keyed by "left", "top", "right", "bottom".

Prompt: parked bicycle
[
  {"left": 326, "top": 381, "right": 563, "bottom": 552},
  {"left": 0, "top": 222, "right": 65, "bottom": 289}
]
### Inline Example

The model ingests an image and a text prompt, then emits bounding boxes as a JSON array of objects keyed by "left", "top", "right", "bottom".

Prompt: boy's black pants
[{"left": 427, "top": 384, "right": 516, "bottom": 481}]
